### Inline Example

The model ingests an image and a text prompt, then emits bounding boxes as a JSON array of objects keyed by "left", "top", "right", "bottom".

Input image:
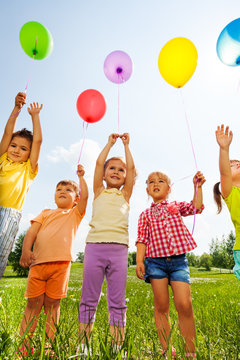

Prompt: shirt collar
[{"left": 151, "top": 200, "right": 169, "bottom": 208}]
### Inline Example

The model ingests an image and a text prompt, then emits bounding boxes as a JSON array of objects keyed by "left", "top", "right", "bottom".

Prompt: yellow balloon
[{"left": 158, "top": 37, "right": 198, "bottom": 88}]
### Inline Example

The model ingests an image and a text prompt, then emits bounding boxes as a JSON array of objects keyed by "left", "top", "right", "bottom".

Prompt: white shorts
[{"left": 0, "top": 206, "right": 21, "bottom": 278}]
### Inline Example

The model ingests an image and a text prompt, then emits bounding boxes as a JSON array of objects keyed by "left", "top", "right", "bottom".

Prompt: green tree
[
  {"left": 76, "top": 252, "right": 84, "bottom": 263},
  {"left": 199, "top": 253, "right": 212, "bottom": 271},
  {"left": 186, "top": 252, "right": 199, "bottom": 267},
  {"left": 128, "top": 253, "right": 133, "bottom": 267},
  {"left": 9, "top": 232, "right": 29, "bottom": 277},
  {"left": 131, "top": 252, "right": 136, "bottom": 265}
]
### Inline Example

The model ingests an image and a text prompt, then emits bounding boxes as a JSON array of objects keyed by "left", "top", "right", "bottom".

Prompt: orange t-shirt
[{"left": 31, "top": 206, "right": 85, "bottom": 266}]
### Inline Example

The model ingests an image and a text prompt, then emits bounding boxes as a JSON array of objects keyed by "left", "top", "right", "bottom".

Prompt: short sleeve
[{"left": 136, "top": 211, "right": 150, "bottom": 246}]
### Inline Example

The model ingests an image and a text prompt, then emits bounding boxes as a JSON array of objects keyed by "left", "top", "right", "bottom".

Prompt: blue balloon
[{"left": 217, "top": 18, "right": 240, "bottom": 66}]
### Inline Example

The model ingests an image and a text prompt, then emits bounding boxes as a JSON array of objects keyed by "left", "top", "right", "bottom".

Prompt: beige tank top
[{"left": 86, "top": 188, "right": 129, "bottom": 246}]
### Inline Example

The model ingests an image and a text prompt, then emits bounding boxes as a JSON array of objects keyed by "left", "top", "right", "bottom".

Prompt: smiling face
[
  {"left": 146, "top": 172, "right": 171, "bottom": 203},
  {"left": 103, "top": 159, "right": 126, "bottom": 189},
  {"left": 7, "top": 136, "right": 31, "bottom": 162},
  {"left": 55, "top": 183, "right": 79, "bottom": 209}
]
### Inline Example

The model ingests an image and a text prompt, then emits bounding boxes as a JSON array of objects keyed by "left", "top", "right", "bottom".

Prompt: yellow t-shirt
[
  {"left": 31, "top": 206, "right": 85, "bottom": 265},
  {"left": 224, "top": 186, "right": 240, "bottom": 250},
  {"left": 0, "top": 152, "right": 38, "bottom": 210},
  {"left": 86, "top": 188, "right": 129, "bottom": 246}
]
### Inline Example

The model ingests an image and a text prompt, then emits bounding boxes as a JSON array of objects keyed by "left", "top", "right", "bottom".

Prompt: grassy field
[{"left": 0, "top": 264, "right": 240, "bottom": 359}]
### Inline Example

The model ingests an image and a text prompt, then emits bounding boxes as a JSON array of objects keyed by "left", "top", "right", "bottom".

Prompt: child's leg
[
  {"left": 150, "top": 278, "right": 170, "bottom": 351},
  {"left": 105, "top": 244, "right": 128, "bottom": 346},
  {"left": 171, "top": 281, "right": 196, "bottom": 353},
  {"left": 0, "top": 207, "right": 21, "bottom": 279},
  {"left": 79, "top": 244, "right": 106, "bottom": 344},
  {"left": 19, "top": 295, "right": 44, "bottom": 338},
  {"left": 43, "top": 295, "right": 61, "bottom": 341}
]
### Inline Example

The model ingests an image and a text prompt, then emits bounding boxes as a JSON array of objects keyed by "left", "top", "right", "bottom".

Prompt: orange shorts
[{"left": 25, "top": 261, "right": 71, "bottom": 299}]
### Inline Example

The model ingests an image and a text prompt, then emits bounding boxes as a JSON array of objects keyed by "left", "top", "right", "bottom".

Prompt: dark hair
[
  {"left": 56, "top": 180, "right": 80, "bottom": 198},
  {"left": 213, "top": 182, "right": 222, "bottom": 214},
  {"left": 11, "top": 128, "right": 33, "bottom": 146}
]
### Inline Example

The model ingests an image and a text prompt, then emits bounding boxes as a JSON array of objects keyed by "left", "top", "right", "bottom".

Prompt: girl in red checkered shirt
[{"left": 136, "top": 170, "right": 205, "bottom": 359}]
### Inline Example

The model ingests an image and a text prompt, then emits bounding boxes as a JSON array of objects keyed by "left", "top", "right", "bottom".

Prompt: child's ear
[
  {"left": 74, "top": 196, "right": 80, "bottom": 205},
  {"left": 167, "top": 186, "right": 171, "bottom": 195},
  {"left": 146, "top": 187, "right": 149, "bottom": 195}
]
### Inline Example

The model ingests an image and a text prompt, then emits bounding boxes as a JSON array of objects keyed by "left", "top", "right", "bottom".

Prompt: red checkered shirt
[{"left": 136, "top": 200, "right": 204, "bottom": 257}]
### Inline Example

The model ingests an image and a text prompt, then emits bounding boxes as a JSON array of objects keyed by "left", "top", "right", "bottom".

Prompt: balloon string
[
  {"left": 179, "top": 89, "right": 198, "bottom": 171},
  {"left": 24, "top": 35, "right": 38, "bottom": 94},
  {"left": 118, "top": 76, "right": 120, "bottom": 133},
  {"left": 179, "top": 89, "right": 198, "bottom": 241},
  {"left": 77, "top": 121, "right": 88, "bottom": 164}
]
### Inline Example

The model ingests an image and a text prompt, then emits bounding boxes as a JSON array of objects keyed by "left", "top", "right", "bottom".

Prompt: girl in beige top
[{"left": 78, "top": 133, "right": 135, "bottom": 359}]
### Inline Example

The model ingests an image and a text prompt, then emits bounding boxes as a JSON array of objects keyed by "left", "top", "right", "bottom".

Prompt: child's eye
[
  {"left": 21, "top": 147, "right": 28, "bottom": 151},
  {"left": 119, "top": 168, "right": 124, "bottom": 172},
  {"left": 11, "top": 144, "right": 16, "bottom": 148}
]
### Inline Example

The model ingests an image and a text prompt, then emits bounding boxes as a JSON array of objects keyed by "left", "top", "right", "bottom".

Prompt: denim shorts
[
  {"left": 233, "top": 250, "right": 240, "bottom": 282},
  {"left": 144, "top": 254, "right": 190, "bottom": 284}
]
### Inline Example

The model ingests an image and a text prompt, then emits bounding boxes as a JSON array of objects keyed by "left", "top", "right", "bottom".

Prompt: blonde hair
[
  {"left": 56, "top": 180, "right": 80, "bottom": 198},
  {"left": 146, "top": 171, "right": 171, "bottom": 186}
]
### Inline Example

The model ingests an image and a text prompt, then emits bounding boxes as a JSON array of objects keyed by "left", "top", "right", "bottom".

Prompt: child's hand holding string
[
  {"left": 193, "top": 171, "right": 206, "bottom": 188},
  {"left": 108, "top": 133, "right": 119, "bottom": 146},
  {"left": 120, "top": 133, "right": 130, "bottom": 145},
  {"left": 216, "top": 124, "right": 233, "bottom": 150},
  {"left": 15, "top": 92, "right": 26, "bottom": 109},
  {"left": 77, "top": 164, "right": 85, "bottom": 178}
]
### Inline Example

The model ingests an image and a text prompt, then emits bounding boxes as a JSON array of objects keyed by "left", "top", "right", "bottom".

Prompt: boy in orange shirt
[{"left": 18, "top": 165, "right": 88, "bottom": 356}]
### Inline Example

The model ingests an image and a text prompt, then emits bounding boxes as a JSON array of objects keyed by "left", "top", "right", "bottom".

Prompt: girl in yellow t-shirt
[
  {"left": 0, "top": 92, "right": 43, "bottom": 279},
  {"left": 214, "top": 124, "right": 240, "bottom": 282}
]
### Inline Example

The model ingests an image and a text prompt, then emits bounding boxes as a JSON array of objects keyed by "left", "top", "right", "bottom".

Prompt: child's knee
[
  {"left": 26, "top": 295, "right": 44, "bottom": 311},
  {"left": 175, "top": 300, "right": 193, "bottom": 317},
  {"left": 44, "top": 295, "right": 60, "bottom": 310}
]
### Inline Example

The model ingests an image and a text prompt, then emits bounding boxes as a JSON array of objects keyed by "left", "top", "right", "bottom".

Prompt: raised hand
[
  {"left": 120, "top": 133, "right": 130, "bottom": 145},
  {"left": 77, "top": 164, "right": 85, "bottom": 178},
  {"left": 193, "top": 171, "right": 206, "bottom": 188},
  {"left": 216, "top": 124, "right": 233, "bottom": 150},
  {"left": 108, "top": 133, "right": 119, "bottom": 146},
  {"left": 15, "top": 92, "right": 26, "bottom": 109},
  {"left": 27, "top": 102, "right": 43, "bottom": 116}
]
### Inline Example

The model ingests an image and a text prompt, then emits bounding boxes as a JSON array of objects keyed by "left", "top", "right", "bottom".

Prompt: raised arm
[
  {"left": 216, "top": 124, "right": 233, "bottom": 198},
  {"left": 19, "top": 221, "right": 41, "bottom": 268},
  {"left": 76, "top": 164, "right": 88, "bottom": 215},
  {"left": 93, "top": 133, "right": 118, "bottom": 197},
  {"left": 192, "top": 171, "right": 205, "bottom": 209},
  {"left": 28, "top": 102, "right": 43, "bottom": 173},
  {"left": 120, "top": 133, "right": 135, "bottom": 203},
  {"left": 0, "top": 92, "right": 26, "bottom": 156}
]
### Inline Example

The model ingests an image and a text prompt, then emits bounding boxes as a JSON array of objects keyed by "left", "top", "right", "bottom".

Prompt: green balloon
[{"left": 19, "top": 21, "right": 53, "bottom": 60}]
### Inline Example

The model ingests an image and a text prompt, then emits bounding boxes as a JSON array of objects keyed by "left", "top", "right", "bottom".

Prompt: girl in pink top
[{"left": 136, "top": 170, "right": 205, "bottom": 359}]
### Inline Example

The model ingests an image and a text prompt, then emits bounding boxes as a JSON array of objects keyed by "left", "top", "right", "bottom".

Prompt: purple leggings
[{"left": 79, "top": 243, "right": 128, "bottom": 327}]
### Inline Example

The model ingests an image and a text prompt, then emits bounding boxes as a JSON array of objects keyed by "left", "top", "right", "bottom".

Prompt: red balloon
[{"left": 76, "top": 89, "right": 106, "bottom": 123}]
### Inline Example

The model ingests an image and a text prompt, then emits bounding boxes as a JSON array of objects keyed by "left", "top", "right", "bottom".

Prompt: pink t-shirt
[{"left": 31, "top": 206, "right": 85, "bottom": 265}]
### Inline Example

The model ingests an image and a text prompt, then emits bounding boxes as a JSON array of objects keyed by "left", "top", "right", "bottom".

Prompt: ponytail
[{"left": 213, "top": 182, "right": 222, "bottom": 214}]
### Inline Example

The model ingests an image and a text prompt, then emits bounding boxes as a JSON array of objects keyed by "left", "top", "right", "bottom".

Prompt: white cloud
[{"left": 47, "top": 139, "right": 101, "bottom": 181}]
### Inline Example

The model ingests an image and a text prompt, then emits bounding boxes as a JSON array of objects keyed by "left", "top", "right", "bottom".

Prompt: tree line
[{"left": 8, "top": 231, "right": 235, "bottom": 276}]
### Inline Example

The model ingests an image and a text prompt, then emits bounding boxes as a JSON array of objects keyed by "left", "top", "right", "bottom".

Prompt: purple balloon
[{"left": 104, "top": 50, "right": 133, "bottom": 84}]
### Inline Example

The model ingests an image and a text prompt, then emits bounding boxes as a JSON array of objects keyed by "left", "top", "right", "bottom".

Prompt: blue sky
[{"left": 1, "top": 0, "right": 240, "bottom": 258}]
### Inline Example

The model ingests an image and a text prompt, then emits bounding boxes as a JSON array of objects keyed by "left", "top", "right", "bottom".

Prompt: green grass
[{"left": 0, "top": 264, "right": 240, "bottom": 359}]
